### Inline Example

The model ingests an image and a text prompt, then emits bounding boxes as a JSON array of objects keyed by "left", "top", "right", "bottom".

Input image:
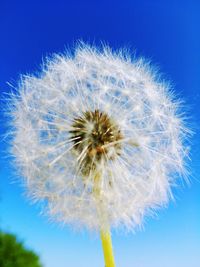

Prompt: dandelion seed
[{"left": 8, "top": 43, "right": 190, "bottom": 267}]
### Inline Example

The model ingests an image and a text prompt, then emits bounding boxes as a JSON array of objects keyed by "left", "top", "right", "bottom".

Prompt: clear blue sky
[{"left": 0, "top": 1, "right": 200, "bottom": 267}]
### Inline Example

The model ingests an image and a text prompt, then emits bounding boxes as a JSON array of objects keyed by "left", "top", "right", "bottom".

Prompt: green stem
[
  {"left": 100, "top": 228, "right": 116, "bottom": 267},
  {"left": 93, "top": 172, "right": 116, "bottom": 267}
]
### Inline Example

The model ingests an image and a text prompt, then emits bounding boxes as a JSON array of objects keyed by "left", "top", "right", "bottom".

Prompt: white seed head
[{"left": 9, "top": 43, "right": 189, "bottom": 231}]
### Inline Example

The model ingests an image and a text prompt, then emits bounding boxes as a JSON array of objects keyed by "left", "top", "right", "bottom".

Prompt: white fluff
[{"left": 9, "top": 43, "right": 189, "bottom": 231}]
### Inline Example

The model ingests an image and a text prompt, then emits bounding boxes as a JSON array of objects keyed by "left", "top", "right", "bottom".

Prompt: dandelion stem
[
  {"left": 93, "top": 172, "right": 116, "bottom": 267},
  {"left": 100, "top": 228, "right": 116, "bottom": 267}
]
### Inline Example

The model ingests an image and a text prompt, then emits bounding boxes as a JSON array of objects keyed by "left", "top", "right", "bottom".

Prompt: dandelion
[{"left": 9, "top": 43, "right": 189, "bottom": 267}]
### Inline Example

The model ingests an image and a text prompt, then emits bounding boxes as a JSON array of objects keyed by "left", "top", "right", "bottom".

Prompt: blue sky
[{"left": 0, "top": 1, "right": 200, "bottom": 267}]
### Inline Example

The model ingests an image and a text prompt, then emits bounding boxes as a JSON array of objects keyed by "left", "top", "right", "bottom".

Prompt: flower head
[{"left": 10, "top": 44, "right": 189, "bottom": 231}]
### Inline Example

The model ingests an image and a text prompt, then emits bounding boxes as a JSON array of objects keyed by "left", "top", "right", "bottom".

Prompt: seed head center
[{"left": 70, "top": 110, "right": 123, "bottom": 175}]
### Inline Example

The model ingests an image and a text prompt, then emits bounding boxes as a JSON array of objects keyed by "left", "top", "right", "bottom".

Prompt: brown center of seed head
[{"left": 70, "top": 109, "right": 123, "bottom": 176}]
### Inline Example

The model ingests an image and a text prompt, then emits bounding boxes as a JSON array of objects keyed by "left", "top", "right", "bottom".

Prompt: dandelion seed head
[{"left": 9, "top": 43, "right": 189, "bottom": 231}]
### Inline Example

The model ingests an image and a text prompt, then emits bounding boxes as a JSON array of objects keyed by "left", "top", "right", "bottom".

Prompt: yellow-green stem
[
  {"left": 93, "top": 172, "right": 116, "bottom": 267},
  {"left": 100, "top": 228, "right": 116, "bottom": 267}
]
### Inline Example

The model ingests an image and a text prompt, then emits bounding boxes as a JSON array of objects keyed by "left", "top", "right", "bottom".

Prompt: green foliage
[{"left": 0, "top": 231, "right": 42, "bottom": 267}]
